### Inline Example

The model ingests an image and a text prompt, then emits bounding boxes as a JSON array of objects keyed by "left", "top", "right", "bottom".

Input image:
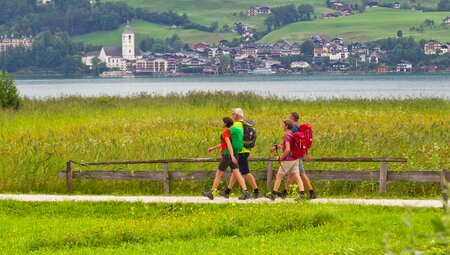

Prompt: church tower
[{"left": 122, "top": 22, "right": 135, "bottom": 60}]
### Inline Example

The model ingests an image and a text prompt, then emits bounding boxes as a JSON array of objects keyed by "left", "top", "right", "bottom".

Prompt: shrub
[{"left": 0, "top": 71, "right": 21, "bottom": 109}]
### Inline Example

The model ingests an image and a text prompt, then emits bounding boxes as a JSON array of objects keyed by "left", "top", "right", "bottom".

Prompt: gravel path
[{"left": 0, "top": 194, "right": 444, "bottom": 208}]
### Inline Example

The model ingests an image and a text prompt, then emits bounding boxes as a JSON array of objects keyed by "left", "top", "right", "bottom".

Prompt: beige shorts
[{"left": 277, "top": 160, "right": 299, "bottom": 175}]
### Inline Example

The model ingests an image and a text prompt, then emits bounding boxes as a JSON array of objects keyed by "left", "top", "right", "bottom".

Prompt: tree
[
  {"left": 397, "top": 30, "right": 403, "bottom": 38},
  {"left": 61, "top": 55, "right": 82, "bottom": 76},
  {"left": 270, "top": 4, "right": 299, "bottom": 27},
  {"left": 298, "top": 4, "right": 315, "bottom": 21},
  {"left": 264, "top": 15, "right": 277, "bottom": 31},
  {"left": 300, "top": 40, "right": 315, "bottom": 57},
  {"left": 437, "top": 0, "right": 450, "bottom": 11},
  {"left": 222, "top": 24, "right": 230, "bottom": 32},
  {"left": 219, "top": 55, "right": 231, "bottom": 74},
  {"left": 140, "top": 38, "right": 155, "bottom": 52},
  {"left": 209, "top": 22, "right": 219, "bottom": 32},
  {"left": 0, "top": 71, "right": 21, "bottom": 109}
]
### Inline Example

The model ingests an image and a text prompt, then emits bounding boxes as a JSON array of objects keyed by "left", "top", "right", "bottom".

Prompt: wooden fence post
[
  {"left": 66, "top": 160, "right": 73, "bottom": 193},
  {"left": 266, "top": 160, "right": 273, "bottom": 191},
  {"left": 440, "top": 169, "right": 449, "bottom": 211},
  {"left": 379, "top": 161, "right": 388, "bottom": 195},
  {"left": 163, "top": 162, "right": 170, "bottom": 194}
]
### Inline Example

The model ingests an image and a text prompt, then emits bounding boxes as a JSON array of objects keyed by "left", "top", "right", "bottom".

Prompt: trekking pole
[{"left": 274, "top": 145, "right": 290, "bottom": 192}]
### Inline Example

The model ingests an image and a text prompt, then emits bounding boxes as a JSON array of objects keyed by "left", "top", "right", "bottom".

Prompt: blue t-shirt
[{"left": 291, "top": 123, "right": 300, "bottom": 133}]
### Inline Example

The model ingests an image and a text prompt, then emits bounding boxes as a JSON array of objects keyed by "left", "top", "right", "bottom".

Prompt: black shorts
[
  {"left": 238, "top": 152, "right": 250, "bottom": 175},
  {"left": 218, "top": 154, "right": 239, "bottom": 171}
]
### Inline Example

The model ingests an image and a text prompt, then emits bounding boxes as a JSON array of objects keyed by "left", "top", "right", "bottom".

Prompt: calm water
[{"left": 15, "top": 74, "right": 450, "bottom": 99}]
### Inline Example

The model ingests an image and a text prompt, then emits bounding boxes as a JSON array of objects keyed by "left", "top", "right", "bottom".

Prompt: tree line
[
  {"left": 264, "top": 4, "right": 315, "bottom": 32},
  {"left": 0, "top": 0, "right": 218, "bottom": 37}
]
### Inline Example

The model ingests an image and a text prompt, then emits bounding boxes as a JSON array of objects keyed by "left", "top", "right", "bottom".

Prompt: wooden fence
[{"left": 59, "top": 157, "right": 449, "bottom": 201}]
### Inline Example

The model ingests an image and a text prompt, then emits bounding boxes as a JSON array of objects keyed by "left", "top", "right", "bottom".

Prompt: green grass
[
  {"left": 261, "top": 7, "right": 450, "bottom": 43},
  {"left": 72, "top": 20, "right": 235, "bottom": 47},
  {"left": 0, "top": 92, "right": 448, "bottom": 195},
  {"left": 106, "top": 0, "right": 331, "bottom": 31},
  {"left": 0, "top": 200, "right": 447, "bottom": 254}
]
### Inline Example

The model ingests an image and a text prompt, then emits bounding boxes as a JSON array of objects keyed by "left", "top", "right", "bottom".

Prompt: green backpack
[{"left": 230, "top": 125, "right": 244, "bottom": 154}]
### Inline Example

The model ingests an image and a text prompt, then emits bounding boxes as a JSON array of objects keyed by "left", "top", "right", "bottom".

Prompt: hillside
[
  {"left": 261, "top": 7, "right": 450, "bottom": 43},
  {"left": 92, "top": 0, "right": 449, "bottom": 46},
  {"left": 72, "top": 21, "right": 235, "bottom": 46},
  {"left": 106, "top": 0, "right": 330, "bottom": 31}
]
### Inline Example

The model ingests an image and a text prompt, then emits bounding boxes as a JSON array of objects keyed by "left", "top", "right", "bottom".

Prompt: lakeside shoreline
[{"left": 11, "top": 71, "right": 450, "bottom": 80}]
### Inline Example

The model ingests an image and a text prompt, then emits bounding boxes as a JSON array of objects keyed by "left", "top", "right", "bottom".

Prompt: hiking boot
[
  {"left": 218, "top": 190, "right": 229, "bottom": 199},
  {"left": 238, "top": 190, "right": 251, "bottom": 200},
  {"left": 201, "top": 190, "right": 214, "bottom": 200},
  {"left": 252, "top": 192, "right": 262, "bottom": 199},
  {"left": 309, "top": 191, "right": 317, "bottom": 200},
  {"left": 266, "top": 193, "right": 276, "bottom": 201},
  {"left": 295, "top": 193, "right": 305, "bottom": 202},
  {"left": 278, "top": 191, "right": 286, "bottom": 200}
]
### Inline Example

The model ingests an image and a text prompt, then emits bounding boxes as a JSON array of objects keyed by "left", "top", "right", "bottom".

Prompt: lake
[{"left": 15, "top": 74, "right": 450, "bottom": 99}]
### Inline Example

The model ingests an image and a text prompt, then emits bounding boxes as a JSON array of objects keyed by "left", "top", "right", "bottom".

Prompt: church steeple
[{"left": 122, "top": 21, "right": 135, "bottom": 60}]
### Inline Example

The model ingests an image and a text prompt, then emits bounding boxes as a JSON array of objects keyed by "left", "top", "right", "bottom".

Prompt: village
[
  {"left": 0, "top": 1, "right": 449, "bottom": 77},
  {"left": 77, "top": 22, "right": 450, "bottom": 77}
]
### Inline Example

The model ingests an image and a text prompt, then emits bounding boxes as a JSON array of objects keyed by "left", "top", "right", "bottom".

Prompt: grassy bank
[
  {"left": 0, "top": 200, "right": 447, "bottom": 254},
  {"left": 0, "top": 92, "right": 448, "bottom": 195}
]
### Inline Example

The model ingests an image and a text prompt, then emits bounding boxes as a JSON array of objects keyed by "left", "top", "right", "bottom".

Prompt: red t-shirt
[
  {"left": 220, "top": 130, "right": 231, "bottom": 154},
  {"left": 282, "top": 131, "right": 295, "bottom": 161}
]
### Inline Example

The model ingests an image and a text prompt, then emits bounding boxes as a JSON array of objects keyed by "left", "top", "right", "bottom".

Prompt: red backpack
[
  {"left": 299, "top": 124, "right": 313, "bottom": 150},
  {"left": 290, "top": 132, "right": 307, "bottom": 160}
]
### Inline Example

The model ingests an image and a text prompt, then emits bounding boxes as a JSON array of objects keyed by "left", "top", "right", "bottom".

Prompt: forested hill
[{"left": 0, "top": 0, "right": 215, "bottom": 37}]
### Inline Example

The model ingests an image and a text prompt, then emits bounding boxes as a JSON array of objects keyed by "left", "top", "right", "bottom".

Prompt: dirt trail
[{"left": 0, "top": 194, "right": 444, "bottom": 208}]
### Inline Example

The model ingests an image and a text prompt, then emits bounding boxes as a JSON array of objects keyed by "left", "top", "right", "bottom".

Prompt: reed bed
[{"left": 0, "top": 92, "right": 448, "bottom": 195}]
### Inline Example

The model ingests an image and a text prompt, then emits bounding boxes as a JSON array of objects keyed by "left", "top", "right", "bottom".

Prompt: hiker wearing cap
[
  {"left": 202, "top": 117, "right": 250, "bottom": 200},
  {"left": 218, "top": 108, "right": 261, "bottom": 199},
  {"left": 283, "top": 112, "right": 317, "bottom": 199},
  {"left": 267, "top": 119, "right": 305, "bottom": 200}
]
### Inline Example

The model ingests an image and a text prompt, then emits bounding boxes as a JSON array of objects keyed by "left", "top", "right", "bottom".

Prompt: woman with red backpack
[
  {"left": 267, "top": 119, "right": 305, "bottom": 201},
  {"left": 283, "top": 112, "right": 317, "bottom": 199}
]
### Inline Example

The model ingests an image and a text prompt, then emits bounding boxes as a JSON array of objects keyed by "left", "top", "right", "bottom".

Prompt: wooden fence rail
[{"left": 59, "top": 158, "right": 449, "bottom": 205}]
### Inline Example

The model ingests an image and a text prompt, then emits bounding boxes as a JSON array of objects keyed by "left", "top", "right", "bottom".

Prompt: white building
[
  {"left": 291, "top": 61, "right": 310, "bottom": 69},
  {"left": 122, "top": 24, "right": 135, "bottom": 60},
  {"left": 0, "top": 36, "right": 33, "bottom": 53},
  {"left": 86, "top": 23, "right": 142, "bottom": 71}
]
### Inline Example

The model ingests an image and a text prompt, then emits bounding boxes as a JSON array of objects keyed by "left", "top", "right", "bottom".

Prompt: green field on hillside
[
  {"left": 107, "top": 0, "right": 332, "bottom": 31},
  {"left": 261, "top": 8, "right": 450, "bottom": 43},
  {"left": 72, "top": 20, "right": 235, "bottom": 47},
  {"left": 0, "top": 200, "right": 447, "bottom": 254},
  {"left": 0, "top": 92, "right": 448, "bottom": 195}
]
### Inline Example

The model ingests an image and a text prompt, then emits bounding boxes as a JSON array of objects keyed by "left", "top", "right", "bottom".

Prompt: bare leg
[
  {"left": 292, "top": 173, "right": 304, "bottom": 191},
  {"left": 245, "top": 173, "right": 258, "bottom": 190},
  {"left": 273, "top": 173, "right": 284, "bottom": 192},
  {"left": 212, "top": 170, "right": 224, "bottom": 190},
  {"left": 286, "top": 174, "right": 294, "bottom": 188},
  {"left": 228, "top": 172, "right": 237, "bottom": 189},
  {"left": 300, "top": 174, "right": 313, "bottom": 191},
  {"left": 231, "top": 168, "right": 247, "bottom": 190}
]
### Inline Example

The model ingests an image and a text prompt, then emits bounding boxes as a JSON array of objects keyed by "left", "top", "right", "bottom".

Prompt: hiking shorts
[
  {"left": 277, "top": 160, "right": 299, "bottom": 175},
  {"left": 218, "top": 154, "right": 239, "bottom": 171},
  {"left": 238, "top": 152, "right": 250, "bottom": 175},
  {"left": 298, "top": 158, "right": 305, "bottom": 175}
]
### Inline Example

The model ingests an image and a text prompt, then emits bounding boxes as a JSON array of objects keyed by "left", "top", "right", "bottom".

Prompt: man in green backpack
[
  {"left": 218, "top": 108, "right": 262, "bottom": 199},
  {"left": 202, "top": 117, "right": 250, "bottom": 200}
]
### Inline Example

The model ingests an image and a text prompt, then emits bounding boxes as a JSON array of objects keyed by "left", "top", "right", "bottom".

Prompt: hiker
[
  {"left": 202, "top": 116, "right": 250, "bottom": 200},
  {"left": 283, "top": 112, "right": 317, "bottom": 199},
  {"left": 218, "top": 108, "right": 261, "bottom": 199},
  {"left": 268, "top": 119, "right": 305, "bottom": 200}
]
